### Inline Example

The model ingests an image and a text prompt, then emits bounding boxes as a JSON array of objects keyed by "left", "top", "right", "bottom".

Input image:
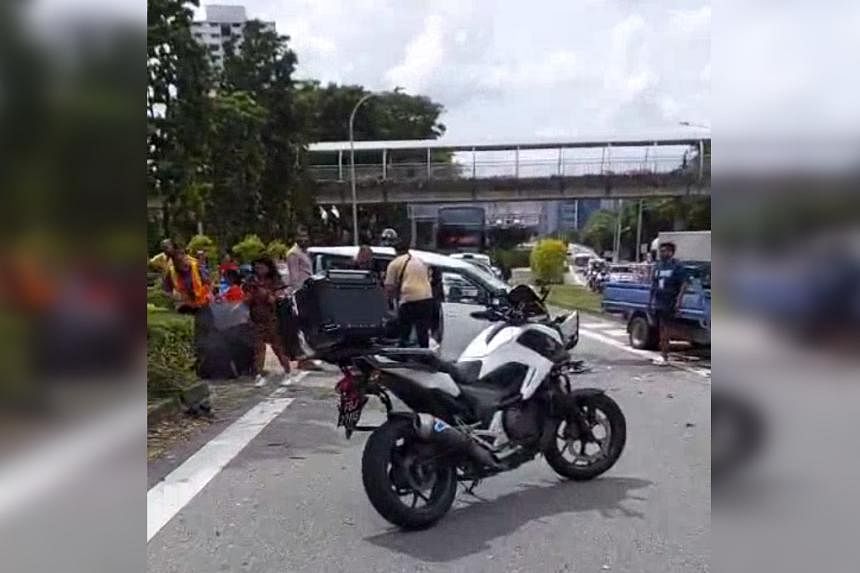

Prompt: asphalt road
[{"left": 148, "top": 308, "right": 710, "bottom": 573}]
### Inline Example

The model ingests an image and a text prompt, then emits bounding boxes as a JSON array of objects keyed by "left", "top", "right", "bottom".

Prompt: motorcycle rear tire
[
  {"left": 545, "top": 393, "right": 627, "bottom": 481},
  {"left": 361, "top": 417, "right": 457, "bottom": 530}
]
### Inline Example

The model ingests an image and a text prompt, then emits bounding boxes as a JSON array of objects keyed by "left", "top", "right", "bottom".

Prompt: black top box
[{"left": 294, "top": 269, "right": 388, "bottom": 351}]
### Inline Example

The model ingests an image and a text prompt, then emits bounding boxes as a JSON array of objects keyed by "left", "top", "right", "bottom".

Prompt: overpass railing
[{"left": 308, "top": 153, "right": 706, "bottom": 183}]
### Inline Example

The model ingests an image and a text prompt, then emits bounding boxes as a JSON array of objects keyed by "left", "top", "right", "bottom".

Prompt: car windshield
[{"left": 464, "top": 264, "right": 509, "bottom": 292}]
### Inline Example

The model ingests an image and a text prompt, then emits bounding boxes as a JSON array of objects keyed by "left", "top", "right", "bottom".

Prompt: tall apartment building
[{"left": 191, "top": 5, "right": 276, "bottom": 69}]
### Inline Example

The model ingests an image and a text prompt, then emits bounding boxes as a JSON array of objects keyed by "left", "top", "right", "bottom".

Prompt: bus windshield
[{"left": 437, "top": 207, "right": 485, "bottom": 252}]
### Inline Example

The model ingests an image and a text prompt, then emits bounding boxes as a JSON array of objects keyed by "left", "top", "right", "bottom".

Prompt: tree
[
  {"left": 222, "top": 21, "right": 306, "bottom": 238},
  {"left": 147, "top": 0, "right": 213, "bottom": 238},
  {"left": 206, "top": 92, "right": 268, "bottom": 246},
  {"left": 582, "top": 210, "right": 618, "bottom": 256}
]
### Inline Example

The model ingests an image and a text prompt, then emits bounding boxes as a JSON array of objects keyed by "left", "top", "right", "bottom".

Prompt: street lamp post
[
  {"left": 679, "top": 121, "right": 710, "bottom": 130},
  {"left": 349, "top": 93, "right": 376, "bottom": 246}
]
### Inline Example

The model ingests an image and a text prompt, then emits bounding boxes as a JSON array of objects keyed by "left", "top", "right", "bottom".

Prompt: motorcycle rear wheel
[
  {"left": 361, "top": 417, "right": 457, "bottom": 530},
  {"left": 544, "top": 393, "right": 627, "bottom": 481}
]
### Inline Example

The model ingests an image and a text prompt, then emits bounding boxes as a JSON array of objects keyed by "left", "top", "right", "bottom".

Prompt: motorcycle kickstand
[{"left": 461, "top": 479, "right": 482, "bottom": 497}]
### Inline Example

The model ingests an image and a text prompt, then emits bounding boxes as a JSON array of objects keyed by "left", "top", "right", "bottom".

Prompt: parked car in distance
[
  {"left": 449, "top": 252, "right": 504, "bottom": 279},
  {"left": 608, "top": 264, "right": 636, "bottom": 283}
]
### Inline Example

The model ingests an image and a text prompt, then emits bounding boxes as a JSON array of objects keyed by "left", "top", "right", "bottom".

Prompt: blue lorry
[{"left": 601, "top": 262, "right": 711, "bottom": 350}]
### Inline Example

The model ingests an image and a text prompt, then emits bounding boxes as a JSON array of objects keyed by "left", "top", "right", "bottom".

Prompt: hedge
[
  {"left": 147, "top": 285, "right": 172, "bottom": 310},
  {"left": 490, "top": 248, "right": 531, "bottom": 279},
  {"left": 147, "top": 308, "right": 197, "bottom": 401},
  {"left": 530, "top": 239, "right": 568, "bottom": 284},
  {"left": 232, "top": 234, "right": 266, "bottom": 263}
]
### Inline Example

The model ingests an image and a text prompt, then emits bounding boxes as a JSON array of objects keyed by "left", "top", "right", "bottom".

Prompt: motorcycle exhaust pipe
[{"left": 414, "top": 414, "right": 501, "bottom": 470}]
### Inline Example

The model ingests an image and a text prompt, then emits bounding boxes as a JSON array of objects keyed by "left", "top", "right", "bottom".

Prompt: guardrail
[{"left": 309, "top": 154, "right": 708, "bottom": 184}]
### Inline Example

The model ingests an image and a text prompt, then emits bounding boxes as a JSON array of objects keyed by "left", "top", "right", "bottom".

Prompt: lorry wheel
[{"left": 629, "top": 316, "right": 658, "bottom": 350}]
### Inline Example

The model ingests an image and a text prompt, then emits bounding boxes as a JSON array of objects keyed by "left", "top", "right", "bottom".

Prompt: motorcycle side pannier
[{"left": 295, "top": 269, "right": 388, "bottom": 351}]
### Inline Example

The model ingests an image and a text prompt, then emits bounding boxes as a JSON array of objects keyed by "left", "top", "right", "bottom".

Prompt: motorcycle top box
[{"left": 295, "top": 269, "right": 388, "bottom": 351}]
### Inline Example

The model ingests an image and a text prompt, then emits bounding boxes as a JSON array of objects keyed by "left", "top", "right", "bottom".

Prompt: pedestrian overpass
[{"left": 306, "top": 134, "right": 710, "bottom": 204}]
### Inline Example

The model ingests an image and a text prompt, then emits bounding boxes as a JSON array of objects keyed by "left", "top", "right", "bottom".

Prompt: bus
[{"left": 436, "top": 206, "right": 486, "bottom": 252}]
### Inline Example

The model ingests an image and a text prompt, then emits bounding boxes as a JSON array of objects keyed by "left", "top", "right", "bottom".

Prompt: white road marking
[
  {"left": 147, "top": 392, "right": 295, "bottom": 542},
  {"left": 582, "top": 322, "right": 614, "bottom": 329},
  {"left": 605, "top": 328, "right": 629, "bottom": 337},
  {"left": 579, "top": 327, "right": 710, "bottom": 381}
]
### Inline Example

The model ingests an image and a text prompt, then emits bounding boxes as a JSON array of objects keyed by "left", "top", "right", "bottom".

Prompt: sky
[{"left": 193, "top": 0, "right": 710, "bottom": 143}]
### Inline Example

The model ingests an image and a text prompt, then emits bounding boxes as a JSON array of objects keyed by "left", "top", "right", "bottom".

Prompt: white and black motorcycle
[{"left": 327, "top": 285, "right": 627, "bottom": 529}]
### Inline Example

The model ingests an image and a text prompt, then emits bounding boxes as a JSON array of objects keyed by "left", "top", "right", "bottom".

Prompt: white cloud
[
  {"left": 670, "top": 5, "right": 711, "bottom": 35},
  {"left": 226, "top": 0, "right": 710, "bottom": 140},
  {"left": 384, "top": 14, "right": 445, "bottom": 92}
]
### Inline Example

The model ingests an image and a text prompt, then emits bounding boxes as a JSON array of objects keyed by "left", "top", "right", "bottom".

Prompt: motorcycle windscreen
[
  {"left": 507, "top": 284, "right": 547, "bottom": 316},
  {"left": 559, "top": 311, "right": 579, "bottom": 341}
]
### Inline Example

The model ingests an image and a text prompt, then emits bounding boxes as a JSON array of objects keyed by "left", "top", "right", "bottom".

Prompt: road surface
[{"left": 147, "top": 308, "right": 710, "bottom": 573}]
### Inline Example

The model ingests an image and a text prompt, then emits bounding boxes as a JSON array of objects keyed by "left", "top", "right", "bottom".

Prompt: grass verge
[{"left": 547, "top": 284, "right": 603, "bottom": 315}]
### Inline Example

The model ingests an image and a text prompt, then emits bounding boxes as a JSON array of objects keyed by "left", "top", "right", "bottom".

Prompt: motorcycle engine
[{"left": 502, "top": 401, "right": 542, "bottom": 443}]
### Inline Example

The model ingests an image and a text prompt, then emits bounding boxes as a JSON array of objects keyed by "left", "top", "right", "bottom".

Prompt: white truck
[{"left": 651, "top": 231, "right": 711, "bottom": 262}]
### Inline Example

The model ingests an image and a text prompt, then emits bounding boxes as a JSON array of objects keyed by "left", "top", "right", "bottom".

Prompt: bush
[
  {"left": 147, "top": 309, "right": 196, "bottom": 401},
  {"left": 147, "top": 285, "right": 172, "bottom": 309},
  {"left": 232, "top": 234, "right": 266, "bottom": 263},
  {"left": 188, "top": 234, "right": 219, "bottom": 263},
  {"left": 266, "top": 239, "right": 289, "bottom": 260},
  {"left": 530, "top": 239, "right": 568, "bottom": 284},
  {"left": 490, "top": 248, "right": 531, "bottom": 279}
]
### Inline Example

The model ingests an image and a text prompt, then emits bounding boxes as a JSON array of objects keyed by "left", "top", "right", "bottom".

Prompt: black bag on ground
[
  {"left": 295, "top": 269, "right": 388, "bottom": 351},
  {"left": 195, "top": 303, "right": 255, "bottom": 379}
]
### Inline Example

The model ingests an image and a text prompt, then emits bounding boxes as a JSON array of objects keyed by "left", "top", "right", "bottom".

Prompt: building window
[{"left": 221, "top": 24, "right": 231, "bottom": 36}]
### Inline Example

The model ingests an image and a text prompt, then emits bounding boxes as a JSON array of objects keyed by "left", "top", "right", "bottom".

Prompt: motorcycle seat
[
  {"left": 373, "top": 348, "right": 481, "bottom": 386},
  {"left": 436, "top": 360, "right": 482, "bottom": 386}
]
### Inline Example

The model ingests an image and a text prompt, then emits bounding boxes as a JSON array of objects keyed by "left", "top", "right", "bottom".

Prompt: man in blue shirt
[{"left": 650, "top": 241, "right": 687, "bottom": 365}]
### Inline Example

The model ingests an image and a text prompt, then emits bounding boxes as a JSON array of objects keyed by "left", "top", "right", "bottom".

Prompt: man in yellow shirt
[
  {"left": 149, "top": 239, "right": 176, "bottom": 274},
  {"left": 384, "top": 240, "right": 434, "bottom": 348}
]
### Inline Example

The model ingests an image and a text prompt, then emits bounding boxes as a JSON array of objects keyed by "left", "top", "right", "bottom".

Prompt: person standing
[
  {"left": 163, "top": 247, "right": 211, "bottom": 313},
  {"left": 353, "top": 244, "right": 375, "bottom": 271},
  {"left": 285, "top": 226, "right": 320, "bottom": 370},
  {"left": 245, "top": 257, "right": 292, "bottom": 386},
  {"left": 149, "top": 239, "right": 176, "bottom": 275},
  {"left": 650, "top": 241, "right": 687, "bottom": 365},
  {"left": 385, "top": 240, "right": 434, "bottom": 348}
]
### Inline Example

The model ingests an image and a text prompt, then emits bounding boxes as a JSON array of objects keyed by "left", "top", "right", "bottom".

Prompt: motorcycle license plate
[{"left": 336, "top": 386, "right": 367, "bottom": 438}]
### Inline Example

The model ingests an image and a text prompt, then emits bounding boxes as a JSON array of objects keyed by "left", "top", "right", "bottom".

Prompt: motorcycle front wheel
[
  {"left": 544, "top": 393, "right": 627, "bottom": 481},
  {"left": 361, "top": 417, "right": 457, "bottom": 530}
]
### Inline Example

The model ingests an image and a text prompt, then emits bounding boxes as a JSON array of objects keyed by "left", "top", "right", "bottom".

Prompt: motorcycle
[{"left": 324, "top": 284, "right": 627, "bottom": 529}]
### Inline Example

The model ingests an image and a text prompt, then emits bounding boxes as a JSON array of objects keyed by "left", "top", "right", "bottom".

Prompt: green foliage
[
  {"left": 222, "top": 21, "right": 305, "bottom": 241},
  {"left": 266, "top": 239, "right": 289, "bottom": 260},
  {"left": 547, "top": 285, "right": 603, "bottom": 315},
  {"left": 232, "top": 234, "right": 266, "bottom": 263},
  {"left": 147, "top": 308, "right": 196, "bottom": 400},
  {"left": 148, "top": 0, "right": 213, "bottom": 239},
  {"left": 147, "top": 286, "right": 173, "bottom": 309},
  {"left": 146, "top": 6, "right": 450, "bottom": 245},
  {"left": 187, "top": 234, "right": 219, "bottom": 262},
  {"left": 490, "top": 248, "right": 532, "bottom": 279},
  {"left": 207, "top": 91, "right": 269, "bottom": 246},
  {"left": 530, "top": 239, "right": 568, "bottom": 284},
  {"left": 582, "top": 210, "right": 618, "bottom": 256}
]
